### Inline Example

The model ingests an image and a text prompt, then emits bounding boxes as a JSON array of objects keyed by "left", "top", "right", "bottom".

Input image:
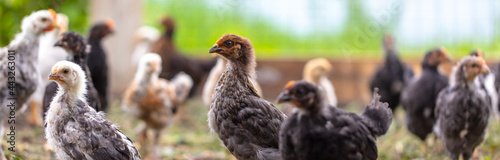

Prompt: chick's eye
[
  {"left": 470, "top": 63, "right": 477, "bottom": 68},
  {"left": 41, "top": 18, "right": 47, "bottom": 22},
  {"left": 63, "top": 69, "right": 69, "bottom": 74},
  {"left": 225, "top": 40, "right": 234, "bottom": 47},
  {"left": 296, "top": 88, "right": 306, "bottom": 96}
]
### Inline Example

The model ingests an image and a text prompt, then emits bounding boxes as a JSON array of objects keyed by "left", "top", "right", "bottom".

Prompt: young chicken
[
  {"left": 122, "top": 53, "right": 193, "bottom": 157},
  {"left": 469, "top": 50, "right": 500, "bottom": 119},
  {"left": 131, "top": 26, "right": 160, "bottom": 67},
  {"left": 208, "top": 34, "right": 287, "bottom": 160},
  {"left": 303, "top": 58, "right": 338, "bottom": 106},
  {"left": 202, "top": 56, "right": 262, "bottom": 106},
  {"left": 277, "top": 81, "right": 392, "bottom": 160},
  {"left": 370, "top": 35, "right": 414, "bottom": 111},
  {"left": 434, "top": 56, "right": 491, "bottom": 160},
  {"left": 87, "top": 20, "right": 114, "bottom": 112},
  {"left": 45, "top": 61, "right": 141, "bottom": 160},
  {"left": 28, "top": 13, "right": 69, "bottom": 125},
  {"left": 401, "top": 47, "right": 451, "bottom": 141},
  {"left": 0, "top": 9, "right": 57, "bottom": 159},
  {"left": 152, "top": 17, "right": 216, "bottom": 97},
  {"left": 43, "top": 31, "right": 102, "bottom": 122}
]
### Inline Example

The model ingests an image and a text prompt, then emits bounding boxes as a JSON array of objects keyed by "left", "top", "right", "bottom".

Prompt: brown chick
[
  {"left": 208, "top": 34, "right": 287, "bottom": 160},
  {"left": 152, "top": 17, "right": 216, "bottom": 97},
  {"left": 122, "top": 53, "right": 193, "bottom": 158}
]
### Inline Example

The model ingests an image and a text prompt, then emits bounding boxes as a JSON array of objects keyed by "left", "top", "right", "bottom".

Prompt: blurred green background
[{"left": 1, "top": 0, "right": 499, "bottom": 59}]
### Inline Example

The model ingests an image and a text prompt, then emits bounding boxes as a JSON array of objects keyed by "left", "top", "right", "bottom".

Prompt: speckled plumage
[
  {"left": 370, "top": 35, "right": 414, "bottom": 111},
  {"left": 277, "top": 81, "right": 392, "bottom": 160},
  {"left": 0, "top": 9, "right": 57, "bottom": 159},
  {"left": 434, "top": 56, "right": 490, "bottom": 160},
  {"left": 401, "top": 47, "right": 450, "bottom": 140},
  {"left": 43, "top": 32, "right": 102, "bottom": 122},
  {"left": 45, "top": 61, "right": 140, "bottom": 160},
  {"left": 122, "top": 53, "right": 193, "bottom": 157},
  {"left": 208, "top": 34, "right": 286, "bottom": 160}
]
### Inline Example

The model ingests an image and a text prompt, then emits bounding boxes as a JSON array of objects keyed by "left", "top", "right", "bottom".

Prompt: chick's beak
[
  {"left": 54, "top": 40, "right": 63, "bottom": 47},
  {"left": 277, "top": 91, "right": 293, "bottom": 104},
  {"left": 48, "top": 73, "right": 58, "bottom": 80},
  {"left": 482, "top": 66, "right": 491, "bottom": 74},
  {"left": 209, "top": 45, "right": 222, "bottom": 53}
]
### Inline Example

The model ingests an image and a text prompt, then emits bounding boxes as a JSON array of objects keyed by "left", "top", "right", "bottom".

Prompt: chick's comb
[
  {"left": 48, "top": 9, "right": 57, "bottom": 22},
  {"left": 285, "top": 81, "right": 295, "bottom": 89},
  {"left": 105, "top": 19, "right": 115, "bottom": 30},
  {"left": 477, "top": 57, "right": 487, "bottom": 67}
]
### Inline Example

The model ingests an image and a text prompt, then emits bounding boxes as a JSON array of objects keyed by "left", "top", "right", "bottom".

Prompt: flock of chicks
[{"left": 0, "top": 8, "right": 497, "bottom": 160}]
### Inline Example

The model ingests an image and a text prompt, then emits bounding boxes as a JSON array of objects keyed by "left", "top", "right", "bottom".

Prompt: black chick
[
  {"left": 152, "top": 17, "right": 216, "bottom": 97},
  {"left": 87, "top": 20, "right": 113, "bottom": 112},
  {"left": 370, "top": 34, "right": 414, "bottom": 111},
  {"left": 277, "top": 81, "right": 392, "bottom": 160},
  {"left": 434, "top": 56, "right": 490, "bottom": 160},
  {"left": 401, "top": 47, "right": 451, "bottom": 140},
  {"left": 43, "top": 31, "right": 102, "bottom": 121},
  {"left": 208, "top": 34, "right": 286, "bottom": 160}
]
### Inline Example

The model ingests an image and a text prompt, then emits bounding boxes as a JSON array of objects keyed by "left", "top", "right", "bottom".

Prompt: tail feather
[{"left": 361, "top": 88, "right": 393, "bottom": 137}]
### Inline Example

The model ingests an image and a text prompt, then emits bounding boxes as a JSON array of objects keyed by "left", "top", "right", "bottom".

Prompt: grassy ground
[{"left": 3, "top": 97, "right": 500, "bottom": 159}]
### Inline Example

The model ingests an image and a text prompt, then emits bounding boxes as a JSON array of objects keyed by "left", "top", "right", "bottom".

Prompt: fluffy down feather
[
  {"left": 45, "top": 61, "right": 141, "bottom": 160},
  {"left": 401, "top": 47, "right": 451, "bottom": 140},
  {"left": 122, "top": 53, "right": 193, "bottom": 157},
  {"left": 277, "top": 81, "right": 391, "bottom": 160},
  {"left": 434, "top": 56, "right": 490, "bottom": 160},
  {"left": 0, "top": 9, "right": 57, "bottom": 159}
]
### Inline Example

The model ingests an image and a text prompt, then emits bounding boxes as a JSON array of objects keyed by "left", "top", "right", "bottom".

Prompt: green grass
[{"left": 143, "top": 0, "right": 500, "bottom": 60}]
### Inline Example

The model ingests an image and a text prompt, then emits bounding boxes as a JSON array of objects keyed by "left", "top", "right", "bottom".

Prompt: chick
[
  {"left": 202, "top": 56, "right": 262, "bottom": 106},
  {"left": 434, "top": 56, "right": 491, "bottom": 160},
  {"left": 152, "top": 17, "right": 217, "bottom": 97},
  {"left": 401, "top": 47, "right": 451, "bottom": 141},
  {"left": 303, "top": 58, "right": 338, "bottom": 106},
  {"left": 45, "top": 61, "right": 141, "bottom": 160},
  {"left": 208, "top": 34, "right": 286, "bottom": 160},
  {"left": 131, "top": 26, "right": 160, "bottom": 67},
  {"left": 0, "top": 9, "right": 57, "bottom": 159},
  {"left": 277, "top": 81, "right": 392, "bottom": 160},
  {"left": 370, "top": 35, "right": 414, "bottom": 111},
  {"left": 469, "top": 50, "right": 500, "bottom": 119},
  {"left": 43, "top": 31, "right": 102, "bottom": 123},
  {"left": 122, "top": 53, "right": 193, "bottom": 157},
  {"left": 87, "top": 20, "right": 114, "bottom": 112},
  {"left": 28, "top": 13, "right": 69, "bottom": 126}
]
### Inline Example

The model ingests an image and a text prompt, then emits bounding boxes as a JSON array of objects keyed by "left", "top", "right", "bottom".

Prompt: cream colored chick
[{"left": 303, "top": 58, "right": 338, "bottom": 106}]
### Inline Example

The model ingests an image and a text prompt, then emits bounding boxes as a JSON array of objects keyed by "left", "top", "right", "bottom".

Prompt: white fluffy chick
[{"left": 45, "top": 61, "right": 141, "bottom": 160}]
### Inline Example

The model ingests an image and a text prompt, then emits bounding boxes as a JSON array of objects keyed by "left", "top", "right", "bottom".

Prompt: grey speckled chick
[
  {"left": 277, "top": 81, "right": 392, "bottom": 160},
  {"left": 45, "top": 61, "right": 141, "bottom": 160},
  {"left": 434, "top": 56, "right": 490, "bottom": 160},
  {"left": 207, "top": 34, "right": 286, "bottom": 160}
]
